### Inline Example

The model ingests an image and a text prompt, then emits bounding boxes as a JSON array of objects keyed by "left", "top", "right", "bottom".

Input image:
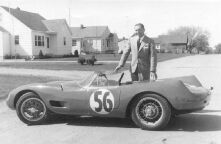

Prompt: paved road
[{"left": 0, "top": 55, "right": 221, "bottom": 144}]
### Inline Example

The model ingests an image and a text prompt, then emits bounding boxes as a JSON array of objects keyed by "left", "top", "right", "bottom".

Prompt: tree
[
  {"left": 74, "top": 50, "right": 79, "bottom": 57},
  {"left": 167, "top": 26, "right": 210, "bottom": 53},
  {"left": 215, "top": 43, "right": 221, "bottom": 54},
  {"left": 39, "top": 50, "right": 44, "bottom": 59}
]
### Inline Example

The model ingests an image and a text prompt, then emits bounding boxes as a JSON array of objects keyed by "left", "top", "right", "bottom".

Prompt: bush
[
  {"left": 39, "top": 50, "right": 44, "bottom": 59},
  {"left": 44, "top": 54, "right": 52, "bottom": 58},
  {"left": 74, "top": 50, "right": 79, "bottom": 57},
  {"left": 4, "top": 54, "right": 23, "bottom": 59},
  {"left": 160, "top": 49, "right": 165, "bottom": 53},
  {"left": 105, "top": 50, "right": 115, "bottom": 54},
  {"left": 78, "top": 57, "right": 85, "bottom": 65},
  {"left": 4, "top": 54, "right": 11, "bottom": 59},
  {"left": 63, "top": 53, "right": 77, "bottom": 58},
  {"left": 15, "top": 54, "right": 21, "bottom": 59}
]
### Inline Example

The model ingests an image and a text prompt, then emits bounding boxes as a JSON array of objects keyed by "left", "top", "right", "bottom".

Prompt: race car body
[{"left": 6, "top": 72, "right": 212, "bottom": 130}]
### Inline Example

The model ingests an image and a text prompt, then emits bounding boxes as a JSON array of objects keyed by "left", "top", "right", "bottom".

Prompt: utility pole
[
  {"left": 8, "top": 2, "right": 15, "bottom": 59},
  {"left": 96, "top": 26, "right": 97, "bottom": 53},
  {"left": 68, "top": 0, "right": 71, "bottom": 26}
]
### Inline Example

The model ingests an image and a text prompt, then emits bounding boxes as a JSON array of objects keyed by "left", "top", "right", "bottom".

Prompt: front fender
[{"left": 6, "top": 83, "right": 61, "bottom": 109}]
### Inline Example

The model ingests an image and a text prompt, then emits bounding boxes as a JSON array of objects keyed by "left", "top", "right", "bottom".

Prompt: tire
[
  {"left": 131, "top": 94, "right": 171, "bottom": 130},
  {"left": 16, "top": 92, "right": 50, "bottom": 125}
]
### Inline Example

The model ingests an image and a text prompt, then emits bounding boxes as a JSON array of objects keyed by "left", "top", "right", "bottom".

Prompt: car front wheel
[
  {"left": 131, "top": 94, "right": 171, "bottom": 130},
  {"left": 16, "top": 92, "right": 49, "bottom": 125}
]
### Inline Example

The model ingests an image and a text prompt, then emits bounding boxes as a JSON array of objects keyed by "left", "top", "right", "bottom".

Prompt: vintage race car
[{"left": 6, "top": 72, "right": 212, "bottom": 130}]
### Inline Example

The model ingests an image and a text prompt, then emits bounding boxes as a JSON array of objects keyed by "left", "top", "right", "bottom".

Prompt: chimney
[{"left": 16, "top": 7, "right": 20, "bottom": 10}]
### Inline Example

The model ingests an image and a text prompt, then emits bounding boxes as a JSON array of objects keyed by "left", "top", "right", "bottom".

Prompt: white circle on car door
[{"left": 90, "top": 89, "right": 114, "bottom": 114}]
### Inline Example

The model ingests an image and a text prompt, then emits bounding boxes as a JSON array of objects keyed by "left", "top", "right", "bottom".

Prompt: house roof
[
  {"left": 42, "top": 19, "right": 72, "bottom": 35},
  {"left": 0, "top": 26, "right": 9, "bottom": 33},
  {"left": 151, "top": 37, "right": 161, "bottom": 43},
  {"left": 70, "top": 26, "right": 108, "bottom": 38},
  {"left": 1, "top": 6, "right": 48, "bottom": 31},
  {"left": 153, "top": 35, "right": 188, "bottom": 44}
]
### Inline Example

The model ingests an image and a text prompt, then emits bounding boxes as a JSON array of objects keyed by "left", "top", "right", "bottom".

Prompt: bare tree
[
  {"left": 215, "top": 43, "right": 221, "bottom": 54},
  {"left": 167, "top": 26, "right": 210, "bottom": 53}
]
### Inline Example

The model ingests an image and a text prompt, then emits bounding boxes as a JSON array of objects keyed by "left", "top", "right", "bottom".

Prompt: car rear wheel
[
  {"left": 16, "top": 92, "right": 49, "bottom": 125},
  {"left": 131, "top": 94, "right": 171, "bottom": 130}
]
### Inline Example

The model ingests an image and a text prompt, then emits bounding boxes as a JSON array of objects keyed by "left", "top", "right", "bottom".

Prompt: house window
[
  {"left": 46, "top": 37, "right": 49, "bottom": 48},
  {"left": 15, "top": 35, "right": 19, "bottom": 45},
  {"left": 72, "top": 40, "right": 77, "bottom": 46},
  {"left": 155, "top": 44, "right": 160, "bottom": 50},
  {"left": 106, "top": 39, "right": 110, "bottom": 47},
  {"left": 38, "top": 36, "right": 41, "bottom": 46},
  {"left": 35, "top": 36, "right": 37, "bottom": 46},
  {"left": 35, "top": 35, "right": 44, "bottom": 46},
  {"left": 41, "top": 36, "right": 44, "bottom": 46},
  {"left": 64, "top": 37, "right": 66, "bottom": 45}
]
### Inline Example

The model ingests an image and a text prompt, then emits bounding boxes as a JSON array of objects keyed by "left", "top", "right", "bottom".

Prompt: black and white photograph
[{"left": 0, "top": 0, "right": 220, "bottom": 143}]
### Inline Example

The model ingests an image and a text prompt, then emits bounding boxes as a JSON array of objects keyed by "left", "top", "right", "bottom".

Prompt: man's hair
[{"left": 135, "top": 23, "right": 145, "bottom": 30}]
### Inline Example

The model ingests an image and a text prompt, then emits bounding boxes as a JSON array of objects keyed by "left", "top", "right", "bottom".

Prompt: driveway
[{"left": 0, "top": 54, "right": 221, "bottom": 144}]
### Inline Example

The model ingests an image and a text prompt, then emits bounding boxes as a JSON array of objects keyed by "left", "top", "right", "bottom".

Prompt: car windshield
[
  {"left": 78, "top": 72, "right": 125, "bottom": 87},
  {"left": 78, "top": 72, "right": 97, "bottom": 87}
]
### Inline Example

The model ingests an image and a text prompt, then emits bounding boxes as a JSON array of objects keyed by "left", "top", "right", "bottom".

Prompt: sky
[{"left": 0, "top": 0, "right": 221, "bottom": 47}]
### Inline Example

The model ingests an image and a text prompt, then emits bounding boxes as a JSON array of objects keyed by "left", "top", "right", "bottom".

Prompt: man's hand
[
  {"left": 150, "top": 72, "right": 157, "bottom": 81},
  {"left": 114, "top": 65, "right": 122, "bottom": 73}
]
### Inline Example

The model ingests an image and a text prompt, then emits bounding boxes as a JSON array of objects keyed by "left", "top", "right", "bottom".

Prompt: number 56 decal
[{"left": 90, "top": 89, "right": 114, "bottom": 114}]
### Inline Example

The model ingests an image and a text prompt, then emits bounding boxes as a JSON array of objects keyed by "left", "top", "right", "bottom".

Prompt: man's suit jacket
[{"left": 119, "top": 34, "right": 157, "bottom": 79}]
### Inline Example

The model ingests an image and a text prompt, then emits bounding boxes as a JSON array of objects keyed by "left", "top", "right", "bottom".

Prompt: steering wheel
[{"left": 118, "top": 73, "right": 124, "bottom": 86}]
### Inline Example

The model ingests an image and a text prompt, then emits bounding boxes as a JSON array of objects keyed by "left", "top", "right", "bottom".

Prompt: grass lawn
[
  {"left": 32, "top": 53, "right": 189, "bottom": 62},
  {"left": 33, "top": 53, "right": 126, "bottom": 61},
  {"left": 0, "top": 75, "right": 66, "bottom": 100},
  {"left": 0, "top": 53, "right": 190, "bottom": 71}
]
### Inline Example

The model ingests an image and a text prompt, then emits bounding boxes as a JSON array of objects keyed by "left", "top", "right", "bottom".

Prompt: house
[
  {"left": 152, "top": 35, "right": 188, "bottom": 53},
  {"left": 0, "top": 26, "right": 10, "bottom": 60},
  {"left": 118, "top": 39, "right": 128, "bottom": 54},
  {"left": 70, "top": 25, "right": 119, "bottom": 54},
  {"left": 0, "top": 6, "right": 72, "bottom": 59}
]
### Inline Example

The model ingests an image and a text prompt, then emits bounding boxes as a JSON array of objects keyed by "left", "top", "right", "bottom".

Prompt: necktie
[{"left": 137, "top": 38, "right": 141, "bottom": 50}]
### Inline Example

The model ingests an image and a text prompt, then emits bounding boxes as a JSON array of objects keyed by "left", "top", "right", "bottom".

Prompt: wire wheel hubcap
[
  {"left": 136, "top": 97, "right": 163, "bottom": 126},
  {"left": 20, "top": 98, "right": 46, "bottom": 122}
]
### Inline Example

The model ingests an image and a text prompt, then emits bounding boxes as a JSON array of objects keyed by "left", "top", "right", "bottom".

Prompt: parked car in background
[{"left": 78, "top": 55, "right": 97, "bottom": 65}]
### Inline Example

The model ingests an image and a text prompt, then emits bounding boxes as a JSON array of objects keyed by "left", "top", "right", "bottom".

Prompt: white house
[
  {"left": 0, "top": 26, "right": 10, "bottom": 60},
  {"left": 118, "top": 39, "right": 128, "bottom": 54},
  {"left": 0, "top": 6, "right": 72, "bottom": 59},
  {"left": 70, "top": 25, "right": 119, "bottom": 54}
]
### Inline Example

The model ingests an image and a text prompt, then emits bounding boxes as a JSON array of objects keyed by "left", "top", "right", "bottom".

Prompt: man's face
[{"left": 134, "top": 25, "right": 145, "bottom": 37}]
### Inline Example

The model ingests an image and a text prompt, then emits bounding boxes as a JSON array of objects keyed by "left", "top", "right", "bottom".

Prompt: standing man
[{"left": 114, "top": 23, "right": 157, "bottom": 81}]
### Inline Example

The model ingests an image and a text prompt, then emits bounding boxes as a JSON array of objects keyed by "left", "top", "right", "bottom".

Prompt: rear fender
[{"left": 162, "top": 75, "right": 202, "bottom": 87}]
